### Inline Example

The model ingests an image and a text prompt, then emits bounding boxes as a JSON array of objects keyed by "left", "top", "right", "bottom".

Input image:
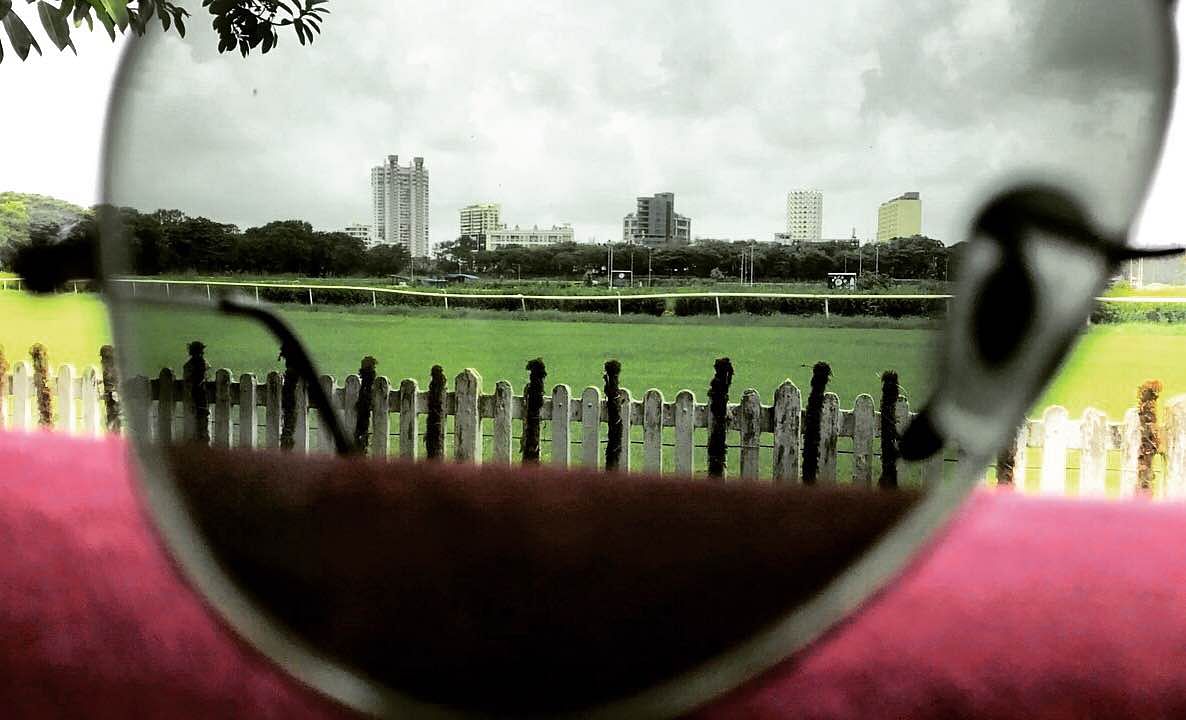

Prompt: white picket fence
[{"left": 4, "top": 363, "right": 1186, "bottom": 497}]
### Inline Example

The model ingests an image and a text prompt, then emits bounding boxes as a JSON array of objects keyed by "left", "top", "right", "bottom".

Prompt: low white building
[
  {"left": 484, "top": 224, "right": 574, "bottom": 250},
  {"left": 344, "top": 223, "right": 372, "bottom": 243}
]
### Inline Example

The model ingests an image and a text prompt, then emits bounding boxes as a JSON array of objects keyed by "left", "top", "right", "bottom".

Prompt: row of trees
[
  {"left": 436, "top": 235, "right": 959, "bottom": 283},
  {"left": 1, "top": 205, "right": 414, "bottom": 280}
]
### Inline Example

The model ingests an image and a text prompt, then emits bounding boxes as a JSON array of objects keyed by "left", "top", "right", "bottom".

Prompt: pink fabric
[{"left": 2, "top": 431, "right": 1186, "bottom": 719}]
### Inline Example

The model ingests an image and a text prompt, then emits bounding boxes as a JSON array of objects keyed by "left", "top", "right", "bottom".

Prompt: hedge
[{"left": 1090, "top": 302, "right": 1186, "bottom": 325}]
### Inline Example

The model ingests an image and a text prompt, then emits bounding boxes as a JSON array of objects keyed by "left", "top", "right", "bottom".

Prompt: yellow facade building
[{"left": 876, "top": 192, "right": 922, "bottom": 242}]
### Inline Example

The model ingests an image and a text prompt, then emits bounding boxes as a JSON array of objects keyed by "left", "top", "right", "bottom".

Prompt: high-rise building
[
  {"left": 485, "top": 224, "right": 574, "bottom": 250},
  {"left": 371, "top": 155, "right": 430, "bottom": 257},
  {"left": 343, "top": 223, "right": 372, "bottom": 243},
  {"left": 876, "top": 191, "right": 922, "bottom": 243},
  {"left": 623, "top": 192, "right": 691, "bottom": 247},
  {"left": 459, "top": 203, "right": 502, "bottom": 242},
  {"left": 785, "top": 190, "right": 823, "bottom": 242}
]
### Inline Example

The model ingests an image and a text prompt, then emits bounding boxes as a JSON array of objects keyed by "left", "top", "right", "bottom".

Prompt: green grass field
[{"left": 3, "top": 292, "right": 1185, "bottom": 418}]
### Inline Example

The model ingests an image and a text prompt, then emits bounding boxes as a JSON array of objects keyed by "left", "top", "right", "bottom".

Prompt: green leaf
[
  {"left": 91, "top": 1, "right": 113, "bottom": 39},
  {"left": 97, "top": 0, "right": 125, "bottom": 30},
  {"left": 2, "top": 9, "right": 42, "bottom": 60},
  {"left": 37, "top": 1, "right": 73, "bottom": 52}
]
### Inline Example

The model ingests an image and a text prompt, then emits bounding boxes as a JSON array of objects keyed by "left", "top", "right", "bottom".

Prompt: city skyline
[{"left": 103, "top": 1, "right": 1164, "bottom": 254}]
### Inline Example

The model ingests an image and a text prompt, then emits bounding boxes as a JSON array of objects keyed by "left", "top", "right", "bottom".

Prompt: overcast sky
[{"left": 4, "top": 1, "right": 1184, "bottom": 250}]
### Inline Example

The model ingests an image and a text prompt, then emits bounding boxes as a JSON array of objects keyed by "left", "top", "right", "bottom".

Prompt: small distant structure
[
  {"left": 444, "top": 273, "right": 481, "bottom": 284},
  {"left": 827, "top": 272, "right": 857, "bottom": 291}
]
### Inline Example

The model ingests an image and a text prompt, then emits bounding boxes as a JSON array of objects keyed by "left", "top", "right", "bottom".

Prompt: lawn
[{"left": 2, "top": 291, "right": 1185, "bottom": 418}]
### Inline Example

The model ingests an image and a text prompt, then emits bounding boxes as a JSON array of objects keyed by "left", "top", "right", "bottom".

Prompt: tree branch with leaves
[{"left": 0, "top": 0, "right": 329, "bottom": 63}]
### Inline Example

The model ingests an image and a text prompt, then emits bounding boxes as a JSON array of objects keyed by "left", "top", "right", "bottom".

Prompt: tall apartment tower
[
  {"left": 370, "top": 155, "right": 430, "bottom": 257},
  {"left": 876, "top": 191, "right": 922, "bottom": 243},
  {"left": 459, "top": 203, "right": 503, "bottom": 247},
  {"left": 622, "top": 192, "right": 691, "bottom": 247},
  {"left": 785, "top": 190, "right": 823, "bottom": 242}
]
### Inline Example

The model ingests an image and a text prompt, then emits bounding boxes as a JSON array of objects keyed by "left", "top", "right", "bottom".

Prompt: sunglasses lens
[{"left": 95, "top": 1, "right": 1173, "bottom": 715}]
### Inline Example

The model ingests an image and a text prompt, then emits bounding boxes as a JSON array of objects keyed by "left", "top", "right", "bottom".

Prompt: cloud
[{"left": 103, "top": 0, "right": 1172, "bottom": 250}]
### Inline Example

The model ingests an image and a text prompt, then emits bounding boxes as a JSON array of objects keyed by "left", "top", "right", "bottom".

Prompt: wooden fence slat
[
  {"left": 124, "top": 376, "right": 150, "bottom": 440},
  {"left": 80, "top": 366, "right": 102, "bottom": 436},
  {"left": 1079, "top": 407, "right": 1108, "bottom": 497},
  {"left": 1040, "top": 406, "right": 1069, "bottom": 495},
  {"left": 454, "top": 369, "right": 482, "bottom": 463},
  {"left": 11, "top": 362, "right": 31, "bottom": 431},
  {"left": 581, "top": 387, "right": 601, "bottom": 469},
  {"left": 851, "top": 393, "right": 874, "bottom": 486},
  {"left": 894, "top": 397, "right": 910, "bottom": 485},
  {"left": 318, "top": 375, "right": 336, "bottom": 453},
  {"left": 213, "top": 369, "right": 233, "bottom": 448},
  {"left": 372, "top": 376, "right": 391, "bottom": 458},
  {"left": 1120, "top": 408, "right": 1140, "bottom": 497},
  {"left": 292, "top": 378, "right": 310, "bottom": 453},
  {"left": 674, "top": 390, "right": 696, "bottom": 477},
  {"left": 157, "top": 368, "right": 175, "bottom": 444},
  {"left": 643, "top": 389, "right": 664, "bottom": 474},
  {"left": 772, "top": 381, "right": 800, "bottom": 484},
  {"left": 818, "top": 392, "right": 840, "bottom": 484},
  {"left": 399, "top": 379, "right": 419, "bottom": 460},
  {"left": 239, "top": 373, "right": 257, "bottom": 449},
  {"left": 551, "top": 384, "right": 571, "bottom": 468},
  {"left": 492, "top": 380, "right": 513, "bottom": 464},
  {"left": 739, "top": 389, "right": 762, "bottom": 480},
  {"left": 1164, "top": 396, "right": 1186, "bottom": 500},
  {"left": 619, "top": 389, "right": 633, "bottom": 472},
  {"left": 55, "top": 364, "right": 76, "bottom": 433},
  {"left": 264, "top": 371, "right": 282, "bottom": 449},
  {"left": 343, "top": 374, "right": 361, "bottom": 439}
]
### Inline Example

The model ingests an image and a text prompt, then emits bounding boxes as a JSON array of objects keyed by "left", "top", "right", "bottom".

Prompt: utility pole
[
  {"left": 647, "top": 247, "right": 653, "bottom": 288},
  {"left": 875, "top": 243, "right": 880, "bottom": 275},
  {"left": 608, "top": 245, "right": 614, "bottom": 289}
]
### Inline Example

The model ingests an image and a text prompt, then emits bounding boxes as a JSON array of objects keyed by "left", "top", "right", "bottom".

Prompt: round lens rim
[{"left": 95, "top": 11, "right": 1179, "bottom": 717}]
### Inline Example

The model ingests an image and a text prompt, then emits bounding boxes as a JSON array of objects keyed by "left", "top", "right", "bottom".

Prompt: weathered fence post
[
  {"left": 372, "top": 376, "right": 391, "bottom": 458},
  {"left": 642, "top": 389, "right": 664, "bottom": 474},
  {"left": 619, "top": 388, "right": 634, "bottom": 472},
  {"left": 522, "top": 358, "right": 546, "bottom": 464},
  {"left": 425, "top": 366, "right": 446, "bottom": 460},
  {"left": 772, "top": 381, "right": 801, "bottom": 484},
  {"left": 1040, "top": 406, "right": 1069, "bottom": 495},
  {"left": 182, "top": 341, "right": 209, "bottom": 443},
  {"left": 551, "top": 384, "right": 572, "bottom": 468},
  {"left": 213, "top": 369, "right": 233, "bottom": 448},
  {"left": 492, "top": 380, "right": 514, "bottom": 464},
  {"left": 1164, "top": 396, "right": 1186, "bottom": 499},
  {"left": 1079, "top": 407, "right": 1108, "bottom": 497},
  {"left": 604, "top": 361, "right": 624, "bottom": 472},
  {"left": 878, "top": 371, "right": 901, "bottom": 489},
  {"left": 31, "top": 344, "right": 52, "bottom": 429},
  {"left": 353, "top": 357, "right": 378, "bottom": 454},
  {"left": 739, "top": 389, "right": 762, "bottom": 480},
  {"left": 239, "top": 373, "right": 258, "bottom": 449},
  {"left": 851, "top": 393, "right": 875, "bottom": 486},
  {"left": 400, "top": 378, "right": 420, "bottom": 460},
  {"left": 80, "top": 366, "right": 102, "bottom": 436},
  {"left": 706, "top": 358, "right": 733, "bottom": 480},
  {"left": 55, "top": 364, "right": 76, "bottom": 434},
  {"left": 581, "top": 387, "right": 601, "bottom": 469},
  {"left": 802, "top": 362, "right": 832, "bottom": 485},
  {"left": 1138, "top": 380, "right": 1162, "bottom": 494},
  {"left": 673, "top": 390, "right": 696, "bottom": 476},
  {"left": 99, "top": 345, "right": 121, "bottom": 433},
  {"left": 454, "top": 369, "right": 482, "bottom": 463}
]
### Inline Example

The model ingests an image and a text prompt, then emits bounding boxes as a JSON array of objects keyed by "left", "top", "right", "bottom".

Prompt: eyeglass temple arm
[{"left": 217, "top": 297, "right": 356, "bottom": 456}]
